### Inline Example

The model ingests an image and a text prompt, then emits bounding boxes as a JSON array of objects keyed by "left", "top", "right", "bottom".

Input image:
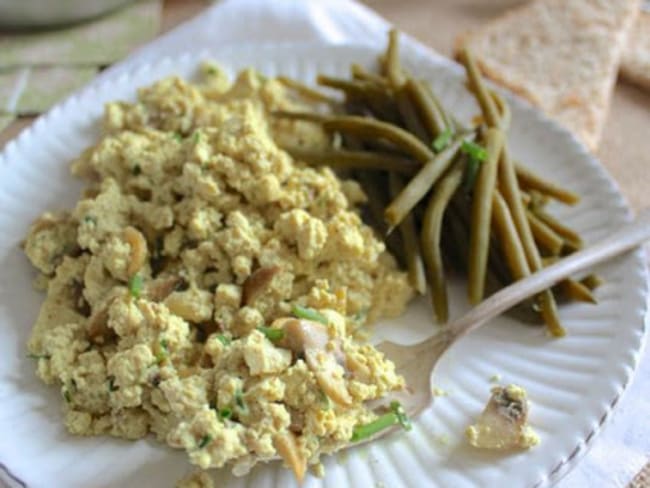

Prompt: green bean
[
  {"left": 559, "top": 279, "right": 597, "bottom": 304},
  {"left": 389, "top": 173, "right": 427, "bottom": 294},
  {"left": 421, "top": 161, "right": 465, "bottom": 322},
  {"left": 515, "top": 163, "right": 580, "bottom": 205},
  {"left": 533, "top": 207, "right": 583, "bottom": 250},
  {"left": 351, "top": 64, "right": 388, "bottom": 85},
  {"left": 281, "top": 145, "right": 419, "bottom": 174},
  {"left": 497, "top": 147, "right": 565, "bottom": 336},
  {"left": 405, "top": 78, "right": 447, "bottom": 138},
  {"left": 321, "top": 115, "right": 435, "bottom": 163},
  {"left": 385, "top": 28, "right": 406, "bottom": 88},
  {"left": 490, "top": 90, "right": 511, "bottom": 132},
  {"left": 395, "top": 83, "right": 429, "bottom": 143},
  {"left": 527, "top": 210, "right": 564, "bottom": 256},
  {"left": 384, "top": 133, "right": 471, "bottom": 229},
  {"left": 317, "top": 75, "right": 391, "bottom": 98},
  {"left": 467, "top": 128, "right": 505, "bottom": 304},
  {"left": 581, "top": 274, "right": 604, "bottom": 290},
  {"left": 492, "top": 191, "right": 531, "bottom": 281},
  {"left": 424, "top": 83, "right": 456, "bottom": 132},
  {"left": 276, "top": 76, "right": 339, "bottom": 104},
  {"left": 458, "top": 47, "right": 500, "bottom": 128}
]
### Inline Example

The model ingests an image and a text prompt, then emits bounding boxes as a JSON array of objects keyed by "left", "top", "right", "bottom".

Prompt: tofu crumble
[{"left": 23, "top": 64, "right": 414, "bottom": 481}]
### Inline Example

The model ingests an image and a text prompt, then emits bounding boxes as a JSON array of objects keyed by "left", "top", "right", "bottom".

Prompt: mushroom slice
[
  {"left": 241, "top": 265, "right": 280, "bottom": 305},
  {"left": 304, "top": 348, "right": 353, "bottom": 407},
  {"left": 466, "top": 384, "right": 539, "bottom": 450},
  {"left": 274, "top": 318, "right": 352, "bottom": 406},
  {"left": 273, "top": 432, "right": 306, "bottom": 483}
]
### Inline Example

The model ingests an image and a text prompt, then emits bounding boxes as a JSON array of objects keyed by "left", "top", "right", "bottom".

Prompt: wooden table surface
[{"left": 0, "top": 0, "right": 647, "bottom": 485}]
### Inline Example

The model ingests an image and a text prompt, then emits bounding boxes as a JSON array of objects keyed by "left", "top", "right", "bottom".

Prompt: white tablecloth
[{"left": 96, "top": 1, "right": 650, "bottom": 486}]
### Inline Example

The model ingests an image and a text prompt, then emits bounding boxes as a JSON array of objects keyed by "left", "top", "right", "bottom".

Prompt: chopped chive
[
  {"left": 432, "top": 128, "right": 453, "bottom": 153},
  {"left": 234, "top": 389, "right": 247, "bottom": 415},
  {"left": 206, "top": 66, "right": 218, "bottom": 75},
  {"left": 460, "top": 140, "right": 488, "bottom": 162},
  {"left": 192, "top": 132, "right": 201, "bottom": 144},
  {"left": 27, "top": 353, "right": 50, "bottom": 360},
  {"left": 198, "top": 434, "right": 212, "bottom": 448},
  {"left": 63, "top": 389, "right": 72, "bottom": 403},
  {"left": 463, "top": 156, "right": 481, "bottom": 192},
  {"left": 291, "top": 305, "right": 328, "bottom": 325},
  {"left": 173, "top": 132, "right": 183, "bottom": 142},
  {"left": 107, "top": 375, "right": 119, "bottom": 392},
  {"left": 350, "top": 401, "right": 411, "bottom": 442},
  {"left": 83, "top": 216, "right": 97, "bottom": 225},
  {"left": 390, "top": 401, "right": 412, "bottom": 431},
  {"left": 131, "top": 164, "right": 141, "bottom": 175},
  {"left": 218, "top": 407, "right": 233, "bottom": 420},
  {"left": 215, "top": 334, "right": 231, "bottom": 346},
  {"left": 128, "top": 274, "right": 143, "bottom": 299},
  {"left": 257, "top": 325, "right": 285, "bottom": 342},
  {"left": 319, "top": 390, "right": 332, "bottom": 410},
  {"left": 155, "top": 338, "right": 168, "bottom": 364}
]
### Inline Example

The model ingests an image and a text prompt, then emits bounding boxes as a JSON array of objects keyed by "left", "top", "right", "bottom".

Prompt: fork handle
[{"left": 449, "top": 207, "right": 650, "bottom": 339}]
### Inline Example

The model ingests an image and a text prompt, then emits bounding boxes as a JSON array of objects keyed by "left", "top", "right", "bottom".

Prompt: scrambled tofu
[
  {"left": 23, "top": 64, "right": 414, "bottom": 481},
  {"left": 466, "top": 384, "right": 539, "bottom": 450}
]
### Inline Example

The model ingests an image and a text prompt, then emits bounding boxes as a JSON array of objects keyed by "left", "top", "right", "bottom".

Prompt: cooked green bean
[
  {"left": 421, "top": 161, "right": 465, "bottom": 322},
  {"left": 384, "top": 133, "right": 471, "bottom": 228},
  {"left": 490, "top": 90, "right": 511, "bottom": 132},
  {"left": 527, "top": 210, "right": 564, "bottom": 256},
  {"left": 321, "top": 115, "right": 435, "bottom": 163},
  {"left": 515, "top": 163, "right": 580, "bottom": 205},
  {"left": 581, "top": 274, "right": 604, "bottom": 290},
  {"left": 351, "top": 63, "right": 389, "bottom": 85},
  {"left": 560, "top": 279, "right": 597, "bottom": 304},
  {"left": 385, "top": 28, "right": 406, "bottom": 88},
  {"left": 533, "top": 207, "right": 583, "bottom": 249},
  {"left": 492, "top": 191, "right": 531, "bottom": 281},
  {"left": 405, "top": 78, "right": 447, "bottom": 138},
  {"left": 467, "top": 128, "right": 505, "bottom": 303},
  {"left": 389, "top": 173, "right": 427, "bottom": 294},
  {"left": 395, "top": 83, "right": 429, "bottom": 143},
  {"left": 497, "top": 147, "right": 565, "bottom": 336},
  {"left": 317, "top": 75, "right": 391, "bottom": 98},
  {"left": 458, "top": 47, "right": 500, "bottom": 128},
  {"left": 282, "top": 145, "right": 419, "bottom": 174},
  {"left": 276, "top": 76, "right": 339, "bottom": 104}
]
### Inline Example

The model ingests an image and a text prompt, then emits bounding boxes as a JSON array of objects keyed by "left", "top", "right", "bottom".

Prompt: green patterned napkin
[
  {"left": 0, "top": 0, "right": 161, "bottom": 120},
  {"left": 0, "top": 0, "right": 161, "bottom": 66},
  {"left": 0, "top": 114, "right": 12, "bottom": 132}
]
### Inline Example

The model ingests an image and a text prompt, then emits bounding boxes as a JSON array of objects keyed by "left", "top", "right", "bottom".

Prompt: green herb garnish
[
  {"left": 460, "top": 139, "right": 487, "bottom": 162},
  {"left": 215, "top": 334, "right": 231, "bottom": 346},
  {"left": 319, "top": 390, "right": 332, "bottom": 410},
  {"left": 198, "top": 434, "right": 212, "bottom": 448},
  {"left": 234, "top": 389, "right": 247, "bottom": 415},
  {"left": 63, "top": 389, "right": 72, "bottom": 403},
  {"left": 350, "top": 401, "right": 411, "bottom": 442},
  {"left": 155, "top": 338, "right": 169, "bottom": 364},
  {"left": 432, "top": 128, "right": 453, "bottom": 153},
  {"left": 83, "top": 216, "right": 97, "bottom": 225},
  {"left": 128, "top": 274, "right": 143, "bottom": 299},
  {"left": 131, "top": 164, "right": 141, "bottom": 175},
  {"left": 192, "top": 131, "right": 201, "bottom": 144},
  {"left": 257, "top": 325, "right": 285, "bottom": 342},
  {"left": 291, "top": 305, "right": 328, "bottom": 325},
  {"left": 218, "top": 407, "right": 233, "bottom": 420},
  {"left": 27, "top": 353, "right": 50, "bottom": 360},
  {"left": 463, "top": 156, "right": 481, "bottom": 192},
  {"left": 107, "top": 375, "right": 119, "bottom": 392}
]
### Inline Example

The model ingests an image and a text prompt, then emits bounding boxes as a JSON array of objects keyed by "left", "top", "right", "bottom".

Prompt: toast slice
[
  {"left": 621, "top": 10, "right": 650, "bottom": 91},
  {"left": 456, "top": 0, "right": 641, "bottom": 151}
]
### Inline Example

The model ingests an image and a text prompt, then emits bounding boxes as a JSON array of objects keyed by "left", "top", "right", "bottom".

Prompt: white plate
[{"left": 0, "top": 44, "right": 647, "bottom": 488}]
